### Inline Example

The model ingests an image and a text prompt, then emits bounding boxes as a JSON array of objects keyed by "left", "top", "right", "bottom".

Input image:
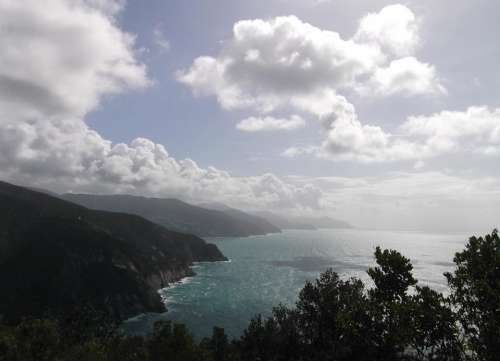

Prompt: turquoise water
[{"left": 127, "top": 229, "right": 471, "bottom": 339}]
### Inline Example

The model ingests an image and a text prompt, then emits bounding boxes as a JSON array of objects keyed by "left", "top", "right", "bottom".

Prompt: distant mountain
[
  {"left": 253, "top": 212, "right": 317, "bottom": 230},
  {"left": 253, "top": 211, "right": 353, "bottom": 230},
  {"left": 197, "top": 201, "right": 282, "bottom": 235},
  {"left": 0, "top": 180, "right": 226, "bottom": 323},
  {"left": 62, "top": 194, "right": 280, "bottom": 237}
]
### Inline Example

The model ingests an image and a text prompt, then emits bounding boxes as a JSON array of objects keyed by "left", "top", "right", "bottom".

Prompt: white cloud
[
  {"left": 401, "top": 106, "right": 500, "bottom": 156},
  {"left": 0, "top": 116, "right": 322, "bottom": 211},
  {"left": 354, "top": 4, "right": 420, "bottom": 57},
  {"left": 362, "top": 57, "right": 445, "bottom": 96},
  {"left": 177, "top": 6, "right": 445, "bottom": 155},
  {"left": 281, "top": 146, "right": 317, "bottom": 158},
  {"left": 153, "top": 24, "right": 170, "bottom": 52},
  {"left": 236, "top": 115, "right": 305, "bottom": 132},
  {"left": 0, "top": 0, "right": 150, "bottom": 120},
  {"left": 177, "top": 7, "right": 441, "bottom": 115},
  {"left": 0, "top": 0, "right": 322, "bottom": 213},
  {"left": 287, "top": 105, "right": 500, "bottom": 163}
]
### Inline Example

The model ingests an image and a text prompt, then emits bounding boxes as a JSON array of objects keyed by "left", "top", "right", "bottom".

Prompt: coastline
[
  {"left": 159, "top": 258, "right": 233, "bottom": 304},
  {"left": 122, "top": 258, "right": 231, "bottom": 336}
]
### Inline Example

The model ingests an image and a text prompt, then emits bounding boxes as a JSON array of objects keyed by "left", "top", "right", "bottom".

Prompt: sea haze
[{"left": 126, "top": 228, "right": 471, "bottom": 338}]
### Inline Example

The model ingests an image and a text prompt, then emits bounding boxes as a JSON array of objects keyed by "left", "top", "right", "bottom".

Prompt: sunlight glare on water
[{"left": 129, "top": 228, "right": 470, "bottom": 338}]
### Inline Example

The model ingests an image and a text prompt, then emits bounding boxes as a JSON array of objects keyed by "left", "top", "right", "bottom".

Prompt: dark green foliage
[
  {"left": 368, "top": 246, "right": 417, "bottom": 302},
  {"left": 367, "top": 247, "right": 417, "bottom": 360},
  {"left": 1, "top": 319, "right": 60, "bottom": 361},
  {"left": 445, "top": 229, "right": 500, "bottom": 361},
  {"left": 148, "top": 321, "right": 199, "bottom": 361},
  {"left": 408, "top": 286, "right": 463, "bottom": 361},
  {"left": 202, "top": 327, "right": 230, "bottom": 361}
]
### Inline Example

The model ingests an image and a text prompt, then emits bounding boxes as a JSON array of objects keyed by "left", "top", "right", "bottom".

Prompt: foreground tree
[
  {"left": 445, "top": 229, "right": 500, "bottom": 361},
  {"left": 409, "top": 286, "right": 463, "bottom": 361},
  {"left": 367, "top": 247, "right": 417, "bottom": 360},
  {"left": 238, "top": 271, "right": 376, "bottom": 361}
]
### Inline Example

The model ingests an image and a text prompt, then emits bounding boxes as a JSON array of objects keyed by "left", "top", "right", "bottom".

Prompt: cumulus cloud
[
  {"left": 177, "top": 6, "right": 440, "bottom": 108},
  {"left": 360, "top": 57, "right": 445, "bottom": 96},
  {"left": 0, "top": 0, "right": 150, "bottom": 120},
  {"left": 401, "top": 106, "right": 500, "bottom": 156},
  {"left": 236, "top": 115, "right": 305, "bottom": 132},
  {"left": 0, "top": 0, "right": 322, "bottom": 213},
  {"left": 177, "top": 5, "right": 445, "bottom": 156},
  {"left": 354, "top": 4, "right": 419, "bottom": 57},
  {"left": 177, "top": 10, "right": 434, "bottom": 115},
  {"left": 286, "top": 105, "right": 500, "bottom": 163},
  {"left": 282, "top": 95, "right": 417, "bottom": 162}
]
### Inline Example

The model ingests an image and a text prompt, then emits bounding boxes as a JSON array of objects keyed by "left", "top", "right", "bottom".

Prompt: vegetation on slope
[
  {"left": 63, "top": 194, "right": 280, "bottom": 237},
  {"left": 0, "top": 181, "right": 226, "bottom": 323},
  {"left": 2, "top": 230, "right": 499, "bottom": 360}
]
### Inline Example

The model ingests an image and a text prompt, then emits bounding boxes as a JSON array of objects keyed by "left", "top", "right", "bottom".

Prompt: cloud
[
  {"left": 153, "top": 24, "right": 170, "bottom": 52},
  {"left": 401, "top": 106, "right": 500, "bottom": 156},
  {"left": 316, "top": 96, "right": 417, "bottom": 162},
  {"left": 178, "top": 6, "right": 439, "bottom": 110},
  {"left": 360, "top": 57, "right": 446, "bottom": 96},
  {"left": 0, "top": 116, "right": 322, "bottom": 210},
  {"left": 354, "top": 4, "right": 419, "bottom": 57},
  {"left": 177, "top": 6, "right": 445, "bottom": 154},
  {"left": 0, "top": 0, "right": 150, "bottom": 120},
  {"left": 236, "top": 115, "right": 305, "bottom": 132},
  {"left": 287, "top": 105, "right": 500, "bottom": 163},
  {"left": 290, "top": 171, "right": 500, "bottom": 231},
  {"left": 0, "top": 0, "right": 322, "bottom": 213},
  {"left": 84, "top": 0, "right": 125, "bottom": 15},
  {"left": 281, "top": 146, "right": 317, "bottom": 158}
]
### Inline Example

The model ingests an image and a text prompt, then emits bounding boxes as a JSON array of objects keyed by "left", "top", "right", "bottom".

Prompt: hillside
[
  {"left": 0, "top": 181, "right": 226, "bottom": 323},
  {"left": 197, "top": 201, "right": 283, "bottom": 235},
  {"left": 62, "top": 194, "right": 280, "bottom": 237}
]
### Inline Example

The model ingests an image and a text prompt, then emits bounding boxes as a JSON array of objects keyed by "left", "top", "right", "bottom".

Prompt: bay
[{"left": 126, "top": 228, "right": 472, "bottom": 339}]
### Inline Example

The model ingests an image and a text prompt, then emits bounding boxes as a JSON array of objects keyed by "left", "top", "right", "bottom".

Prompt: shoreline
[
  {"left": 159, "top": 258, "right": 232, "bottom": 306},
  {"left": 122, "top": 258, "right": 232, "bottom": 336}
]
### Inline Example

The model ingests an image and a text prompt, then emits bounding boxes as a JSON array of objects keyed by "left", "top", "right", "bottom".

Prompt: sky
[{"left": 1, "top": 0, "right": 499, "bottom": 232}]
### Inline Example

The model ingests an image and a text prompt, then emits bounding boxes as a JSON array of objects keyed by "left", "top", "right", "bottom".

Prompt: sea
[{"left": 124, "top": 228, "right": 475, "bottom": 339}]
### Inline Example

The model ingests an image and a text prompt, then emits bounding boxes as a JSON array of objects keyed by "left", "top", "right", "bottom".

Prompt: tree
[
  {"left": 368, "top": 247, "right": 417, "bottom": 303},
  {"left": 295, "top": 270, "right": 373, "bottom": 361},
  {"left": 238, "top": 270, "right": 374, "bottom": 361},
  {"left": 148, "top": 320, "right": 199, "bottom": 361},
  {"left": 367, "top": 247, "right": 417, "bottom": 360},
  {"left": 408, "top": 286, "right": 462, "bottom": 361},
  {"left": 6, "top": 319, "right": 60, "bottom": 361},
  {"left": 445, "top": 229, "right": 500, "bottom": 360},
  {"left": 202, "top": 327, "right": 230, "bottom": 361}
]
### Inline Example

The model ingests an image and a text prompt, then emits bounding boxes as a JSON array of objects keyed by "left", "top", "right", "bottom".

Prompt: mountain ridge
[{"left": 62, "top": 193, "right": 280, "bottom": 237}]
